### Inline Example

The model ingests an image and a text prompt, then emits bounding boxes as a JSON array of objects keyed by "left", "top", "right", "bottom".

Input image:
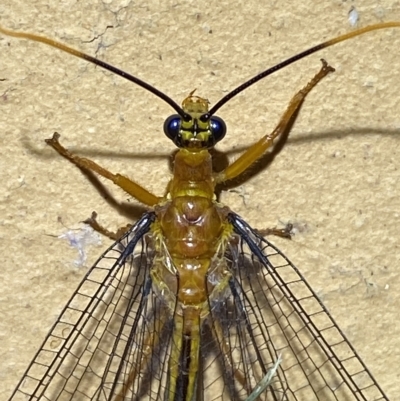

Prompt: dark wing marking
[
  {"left": 7, "top": 212, "right": 179, "bottom": 401},
  {"left": 8, "top": 209, "right": 388, "bottom": 401},
  {"left": 218, "top": 212, "right": 388, "bottom": 401}
]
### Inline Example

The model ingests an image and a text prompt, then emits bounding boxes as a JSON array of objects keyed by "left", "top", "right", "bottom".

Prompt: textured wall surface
[{"left": 1, "top": 1, "right": 399, "bottom": 399}]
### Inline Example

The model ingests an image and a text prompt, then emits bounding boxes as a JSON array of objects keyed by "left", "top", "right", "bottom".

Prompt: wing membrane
[
  {"left": 226, "top": 212, "right": 388, "bottom": 401},
  {"left": 8, "top": 213, "right": 162, "bottom": 401},
  {"left": 8, "top": 210, "right": 388, "bottom": 401}
]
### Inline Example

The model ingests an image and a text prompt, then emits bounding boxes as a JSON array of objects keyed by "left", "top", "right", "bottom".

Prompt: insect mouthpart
[
  {"left": 163, "top": 113, "right": 226, "bottom": 149},
  {"left": 3, "top": 19, "right": 400, "bottom": 401},
  {"left": 164, "top": 93, "right": 226, "bottom": 149}
]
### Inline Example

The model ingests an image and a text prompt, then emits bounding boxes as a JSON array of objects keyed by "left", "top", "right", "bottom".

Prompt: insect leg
[
  {"left": 84, "top": 211, "right": 132, "bottom": 240},
  {"left": 215, "top": 59, "right": 335, "bottom": 184},
  {"left": 256, "top": 224, "right": 293, "bottom": 239},
  {"left": 46, "top": 132, "right": 162, "bottom": 206},
  {"left": 211, "top": 318, "right": 249, "bottom": 390},
  {"left": 113, "top": 304, "right": 168, "bottom": 401}
]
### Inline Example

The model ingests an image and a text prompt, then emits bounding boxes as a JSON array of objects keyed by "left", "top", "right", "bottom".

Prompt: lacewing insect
[{"left": 1, "top": 21, "right": 399, "bottom": 401}]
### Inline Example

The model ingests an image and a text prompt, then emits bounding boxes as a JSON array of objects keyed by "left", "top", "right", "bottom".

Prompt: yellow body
[
  {"left": 2, "top": 21, "right": 398, "bottom": 401},
  {"left": 151, "top": 96, "right": 233, "bottom": 400}
]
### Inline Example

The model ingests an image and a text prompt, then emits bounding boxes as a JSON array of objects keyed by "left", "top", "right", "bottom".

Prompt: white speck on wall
[
  {"left": 348, "top": 7, "right": 359, "bottom": 27},
  {"left": 59, "top": 225, "right": 102, "bottom": 267}
]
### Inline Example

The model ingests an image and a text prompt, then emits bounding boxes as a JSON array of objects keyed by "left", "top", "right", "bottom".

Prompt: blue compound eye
[
  {"left": 210, "top": 116, "right": 226, "bottom": 143},
  {"left": 164, "top": 115, "right": 181, "bottom": 141}
]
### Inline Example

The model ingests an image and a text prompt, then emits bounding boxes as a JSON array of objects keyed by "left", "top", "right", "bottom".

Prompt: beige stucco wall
[{"left": 1, "top": 1, "right": 399, "bottom": 399}]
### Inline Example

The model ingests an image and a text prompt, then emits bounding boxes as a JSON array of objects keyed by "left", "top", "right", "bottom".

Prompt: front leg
[
  {"left": 215, "top": 59, "right": 335, "bottom": 184},
  {"left": 46, "top": 132, "right": 161, "bottom": 207}
]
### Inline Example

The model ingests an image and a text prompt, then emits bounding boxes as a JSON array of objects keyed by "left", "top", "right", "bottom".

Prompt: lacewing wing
[{"left": 1, "top": 3, "right": 398, "bottom": 400}]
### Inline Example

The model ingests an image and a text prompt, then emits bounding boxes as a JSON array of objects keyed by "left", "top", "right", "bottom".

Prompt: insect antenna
[
  {"left": 2, "top": 22, "right": 399, "bottom": 125},
  {"left": 205, "top": 21, "right": 400, "bottom": 118},
  {"left": 0, "top": 24, "right": 190, "bottom": 120}
]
